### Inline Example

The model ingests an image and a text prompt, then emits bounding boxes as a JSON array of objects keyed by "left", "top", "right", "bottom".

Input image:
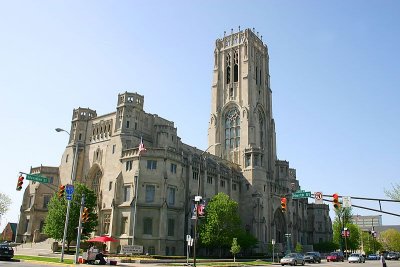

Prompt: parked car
[
  {"left": 304, "top": 251, "right": 321, "bottom": 263},
  {"left": 280, "top": 253, "right": 305, "bottom": 266},
  {"left": 386, "top": 252, "right": 400, "bottom": 260},
  {"left": 348, "top": 253, "right": 365, "bottom": 263},
  {"left": 367, "top": 254, "right": 379, "bottom": 260},
  {"left": 0, "top": 243, "right": 14, "bottom": 260},
  {"left": 326, "top": 251, "right": 344, "bottom": 262}
]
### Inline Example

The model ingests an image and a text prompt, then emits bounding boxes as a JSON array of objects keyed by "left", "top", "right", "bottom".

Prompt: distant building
[
  {"left": 16, "top": 166, "right": 60, "bottom": 243},
  {"left": 17, "top": 28, "right": 332, "bottom": 255},
  {"left": 1, "top": 223, "right": 17, "bottom": 242},
  {"left": 352, "top": 215, "right": 382, "bottom": 231},
  {"left": 307, "top": 204, "right": 333, "bottom": 244}
]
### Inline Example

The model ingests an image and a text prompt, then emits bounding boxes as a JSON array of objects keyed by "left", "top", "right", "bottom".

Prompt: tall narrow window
[
  {"left": 256, "top": 66, "right": 258, "bottom": 84},
  {"left": 259, "top": 111, "right": 264, "bottom": 149},
  {"left": 168, "top": 218, "right": 175, "bottom": 236},
  {"left": 123, "top": 185, "right": 131, "bottom": 202},
  {"left": 143, "top": 217, "right": 153, "bottom": 235},
  {"left": 224, "top": 107, "right": 240, "bottom": 150},
  {"left": 121, "top": 217, "right": 128, "bottom": 234},
  {"left": 43, "top": 195, "right": 51, "bottom": 209},
  {"left": 145, "top": 185, "right": 155, "bottom": 203},
  {"left": 234, "top": 50, "right": 238, "bottom": 82},
  {"left": 167, "top": 187, "right": 176, "bottom": 205},
  {"left": 226, "top": 53, "right": 231, "bottom": 84}
]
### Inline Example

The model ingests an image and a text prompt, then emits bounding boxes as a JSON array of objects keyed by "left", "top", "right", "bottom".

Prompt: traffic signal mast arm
[{"left": 310, "top": 193, "right": 400, "bottom": 217}]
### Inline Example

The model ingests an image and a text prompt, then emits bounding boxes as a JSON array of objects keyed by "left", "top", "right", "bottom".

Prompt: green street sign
[
  {"left": 292, "top": 190, "right": 311, "bottom": 199},
  {"left": 26, "top": 174, "right": 49, "bottom": 184}
]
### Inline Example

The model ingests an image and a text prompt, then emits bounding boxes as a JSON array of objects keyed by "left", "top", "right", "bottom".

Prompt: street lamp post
[
  {"left": 55, "top": 128, "right": 79, "bottom": 262},
  {"left": 193, "top": 143, "right": 219, "bottom": 267},
  {"left": 272, "top": 239, "right": 275, "bottom": 263}
]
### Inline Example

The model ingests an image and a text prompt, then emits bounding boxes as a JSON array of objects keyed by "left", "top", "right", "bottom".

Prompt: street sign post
[
  {"left": 292, "top": 190, "right": 311, "bottom": 199},
  {"left": 26, "top": 174, "right": 49, "bottom": 183}
]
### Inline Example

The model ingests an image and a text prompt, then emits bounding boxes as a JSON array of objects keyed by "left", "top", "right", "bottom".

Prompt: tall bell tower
[
  {"left": 207, "top": 28, "right": 279, "bottom": 245},
  {"left": 208, "top": 28, "right": 277, "bottom": 184}
]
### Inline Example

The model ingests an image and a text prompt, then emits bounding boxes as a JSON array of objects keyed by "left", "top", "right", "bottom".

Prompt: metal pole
[
  {"left": 75, "top": 194, "right": 85, "bottom": 264},
  {"left": 132, "top": 173, "right": 139, "bottom": 245},
  {"left": 192, "top": 143, "right": 219, "bottom": 267},
  {"left": 57, "top": 127, "right": 79, "bottom": 262}
]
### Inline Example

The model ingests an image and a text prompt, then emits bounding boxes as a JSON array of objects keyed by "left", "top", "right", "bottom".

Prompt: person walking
[{"left": 380, "top": 252, "right": 387, "bottom": 267}]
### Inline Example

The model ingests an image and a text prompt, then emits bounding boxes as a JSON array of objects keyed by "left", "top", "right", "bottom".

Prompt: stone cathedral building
[{"left": 16, "top": 28, "right": 332, "bottom": 255}]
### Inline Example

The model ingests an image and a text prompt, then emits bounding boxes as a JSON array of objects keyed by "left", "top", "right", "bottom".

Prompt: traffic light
[
  {"left": 82, "top": 207, "right": 89, "bottom": 223},
  {"left": 58, "top": 185, "right": 65, "bottom": 199},
  {"left": 280, "top": 197, "right": 287, "bottom": 212},
  {"left": 16, "top": 175, "right": 24, "bottom": 191},
  {"left": 333, "top": 193, "right": 340, "bottom": 210}
]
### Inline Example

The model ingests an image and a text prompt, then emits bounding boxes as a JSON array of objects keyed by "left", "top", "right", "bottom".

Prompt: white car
[{"left": 348, "top": 253, "right": 365, "bottom": 263}]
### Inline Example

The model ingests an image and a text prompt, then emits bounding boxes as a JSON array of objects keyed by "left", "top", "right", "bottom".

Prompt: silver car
[
  {"left": 280, "top": 253, "right": 305, "bottom": 266},
  {"left": 348, "top": 253, "right": 365, "bottom": 263}
]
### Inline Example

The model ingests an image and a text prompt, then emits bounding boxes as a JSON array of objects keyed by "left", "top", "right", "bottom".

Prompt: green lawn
[{"left": 14, "top": 255, "right": 74, "bottom": 264}]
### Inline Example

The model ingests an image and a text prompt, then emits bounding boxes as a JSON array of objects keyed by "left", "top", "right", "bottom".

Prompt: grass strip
[{"left": 15, "top": 255, "right": 74, "bottom": 264}]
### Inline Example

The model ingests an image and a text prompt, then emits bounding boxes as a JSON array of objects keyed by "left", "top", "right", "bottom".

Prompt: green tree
[
  {"left": 313, "top": 241, "right": 339, "bottom": 253},
  {"left": 332, "top": 207, "right": 353, "bottom": 250},
  {"left": 378, "top": 228, "right": 400, "bottom": 252},
  {"left": 230, "top": 237, "right": 241, "bottom": 262},
  {"left": 199, "top": 193, "right": 257, "bottom": 256},
  {"left": 44, "top": 183, "right": 98, "bottom": 251},
  {"left": 384, "top": 183, "right": 400, "bottom": 200},
  {"left": 361, "top": 231, "right": 382, "bottom": 254},
  {"left": 295, "top": 243, "right": 303, "bottom": 253},
  {"left": 0, "top": 192, "right": 11, "bottom": 219},
  {"left": 345, "top": 224, "right": 361, "bottom": 251}
]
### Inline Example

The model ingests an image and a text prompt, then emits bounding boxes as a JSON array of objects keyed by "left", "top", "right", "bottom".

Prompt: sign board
[
  {"left": 314, "top": 192, "right": 323, "bottom": 204},
  {"left": 342, "top": 196, "right": 351, "bottom": 207},
  {"left": 26, "top": 174, "right": 49, "bottom": 184},
  {"left": 121, "top": 245, "right": 143, "bottom": 254},
  {"left": 65, "top": 184, "right": 74, "bottom": 200},
  {"left": 292, "top": 190, "right": 311, "bottom": 199}
]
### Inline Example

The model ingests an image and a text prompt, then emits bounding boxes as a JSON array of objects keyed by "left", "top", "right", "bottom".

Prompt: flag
[{"left": 139, "top": 137, "right": 146, "bottom": 153}]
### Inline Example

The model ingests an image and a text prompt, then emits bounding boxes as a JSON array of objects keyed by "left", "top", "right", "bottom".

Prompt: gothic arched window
[
  {"left": 234, "top": 50, "right": 238, "bottom": 82},
  {"left": 259, "top": 110, "right": 264, "bottom": 149},
  {"left": 92, "top": 169, "right": 101, "bottom": 195},
  {"left": 224, "top": 108, "right": 240, "bottom": 150},
  {"left": 226, "top": 53, "right": 231, "bottom": 84}
]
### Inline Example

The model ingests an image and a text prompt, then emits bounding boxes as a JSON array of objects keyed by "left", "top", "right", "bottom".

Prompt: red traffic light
[
  {"left": 16, "top": 175, "right": 24, "bottom": 191},
  {"left": 333, "top": 193, "right": 340, "bottom": 209},
  {"left": 58, "top": 185, "right": 65, "bottom": 199},
  {"left": 281, "top": 197, "right": 287, "bottom": 212}
]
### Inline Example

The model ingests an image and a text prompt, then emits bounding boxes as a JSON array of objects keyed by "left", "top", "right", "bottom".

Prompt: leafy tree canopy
[
  {"left": 0, "top": 192, "right": 11, "bottom": 218},
  {"left": 199, "top": 193, "right": 242, "bottom": 249},
  {"left": 379, "top": 228, "right": 400, "bottom": 252},
  {"left": 44, "top": 183, "right": 98, "bottom": 250}
]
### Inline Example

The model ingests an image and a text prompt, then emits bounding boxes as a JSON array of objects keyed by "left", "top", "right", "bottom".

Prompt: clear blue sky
[{"left": 1, "top": 1, "right": 399, "bottom": 230}]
